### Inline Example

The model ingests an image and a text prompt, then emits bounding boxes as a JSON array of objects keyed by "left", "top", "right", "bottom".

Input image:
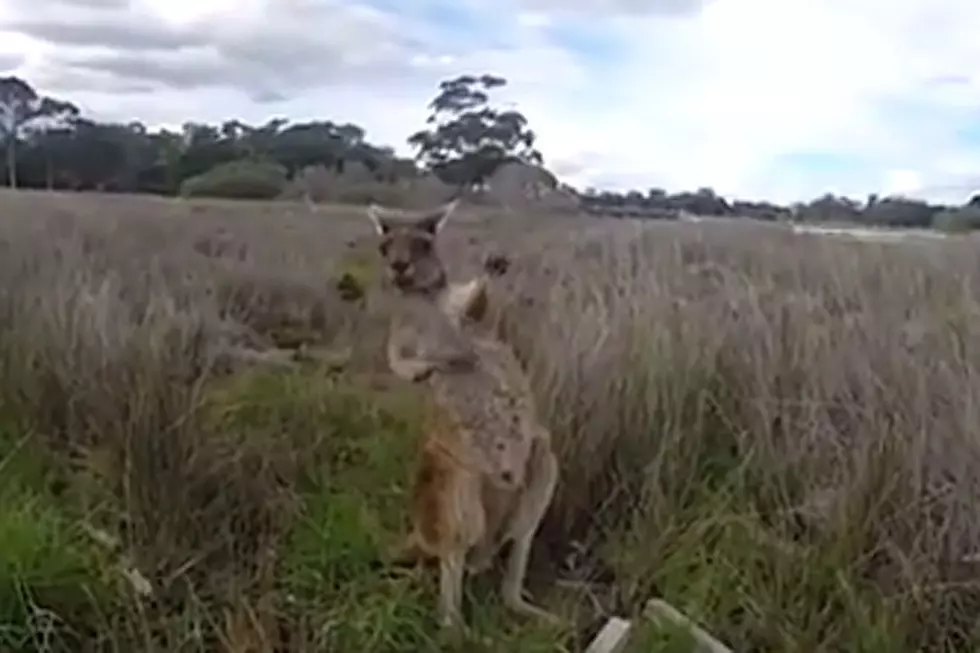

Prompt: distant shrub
[
  {"left": 932, "top": 206, "right": 980, "bottom": 233},
  {"left": 281, "top": 164, "right": 454, "bottom": 208},
  {"left": 278, "top": 165, "right": 337, "bottom": 203},
  {"left": 331, "top": 180, "right": 451, "bottom": 207},
  {"left": 180, "top": 160, "right": 288, "bottom": 200},
  {"left": 863, "top": 197, "right": 939, "bottom": 228}
]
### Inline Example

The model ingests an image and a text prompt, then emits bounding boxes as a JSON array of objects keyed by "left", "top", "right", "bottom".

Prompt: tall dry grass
[
  {"left": 498, "top": 221, "right": 980, "bottom": 650},
  {"left": 0, "top": 188, "right": 977, "bottom": 651}
]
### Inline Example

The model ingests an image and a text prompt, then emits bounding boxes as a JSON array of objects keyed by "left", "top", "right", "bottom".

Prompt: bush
[
  {"left": 932, "top": 206, "right": 980, "bottom": 233},
  {"left": 180, "top": 159, "right": 288, "bottom": 199},
  {"left": 863, "top": 197, "right": 939, "bottom": 228},
  {"left": 281, "top": 164, "right": 454, "bottom": 208}
]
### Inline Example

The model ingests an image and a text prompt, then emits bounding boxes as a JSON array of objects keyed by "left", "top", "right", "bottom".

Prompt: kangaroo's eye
[
  {"left": 378, "top": 241, "right": 390, "bottom": 256},
  {"left": 412, "top": 238, "right": 432, "bottom": 255}
]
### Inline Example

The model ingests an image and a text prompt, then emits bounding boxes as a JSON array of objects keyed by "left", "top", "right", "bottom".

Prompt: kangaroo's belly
[{"left": 479, "top": 478, "right": 522, "bottom": 543}]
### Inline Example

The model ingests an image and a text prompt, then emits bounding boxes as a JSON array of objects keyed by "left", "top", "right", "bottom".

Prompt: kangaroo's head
[{"left": 366, "top": 201, "right": 457, "bottom": 296}]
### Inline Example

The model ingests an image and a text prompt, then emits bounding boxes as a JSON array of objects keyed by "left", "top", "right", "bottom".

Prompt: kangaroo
[{"left": 365, "top": 200, "right": 560, "bottom": 632}]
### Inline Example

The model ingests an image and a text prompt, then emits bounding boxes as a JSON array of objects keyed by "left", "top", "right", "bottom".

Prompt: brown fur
[{"left": 366, "top": 201, "right": 560, "bottom": 631}]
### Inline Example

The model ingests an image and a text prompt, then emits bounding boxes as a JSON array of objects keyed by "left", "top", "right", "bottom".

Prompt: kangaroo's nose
[
  {"left": 391, "top": 260, "right": 409, "bottom": 274},
  {"left": 500, "top": 470, "right": 514, "bottom": 484}
]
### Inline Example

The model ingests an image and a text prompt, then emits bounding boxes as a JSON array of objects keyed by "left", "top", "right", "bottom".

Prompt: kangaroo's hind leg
[
  {"left": 500, "top": 433, "right": 559, "bottom": 622},
  {"left": 431, "top": 459, "right": 486, "bottom": 631},
  {"left": 466, "top": 482, "right": 516, "bottom": 574},
  {"left": 436, "top": 474, "right": 485, "bottom": 632}
]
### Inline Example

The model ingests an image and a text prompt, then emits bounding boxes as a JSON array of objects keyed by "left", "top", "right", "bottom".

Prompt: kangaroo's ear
[
  {"left": 366, "top": 203, "right": 391, "bottom": 235},
  {"left": 416, "top": 199, "right": 458, "bottom": 236}
]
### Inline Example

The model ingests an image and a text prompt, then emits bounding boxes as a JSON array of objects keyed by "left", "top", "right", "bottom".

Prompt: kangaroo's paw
[
  {"left": 466, "top": 545, "right": 497, "bottom": 574},
  {"left": 503, "top": 591, "right": 560, "bottom": 624},
  {"left": 385, "top": 534, "right": 430, "bottom": 567}
]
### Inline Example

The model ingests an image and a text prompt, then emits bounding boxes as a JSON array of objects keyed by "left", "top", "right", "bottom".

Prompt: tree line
[
  {"left": 0, "top": 73, "right": 544, "bottom": 198},
  {"left": 582, "top": 187, "right": 980, "bottom": 231},
  {"left": 1, "top": 73, "right": 978, "bottom": 230}
]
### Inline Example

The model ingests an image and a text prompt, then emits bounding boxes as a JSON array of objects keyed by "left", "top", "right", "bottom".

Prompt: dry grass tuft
[{"left": 0, "top": 188, "right": 978, "bottom": 651}]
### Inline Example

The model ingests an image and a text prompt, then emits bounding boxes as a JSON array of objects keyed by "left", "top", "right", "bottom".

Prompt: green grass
[
  {"left": 0, "top": 429, "right": 115, "bottom": 653},
  {"left": 620, "top": 509, "right": 907, "bottom": 652}
]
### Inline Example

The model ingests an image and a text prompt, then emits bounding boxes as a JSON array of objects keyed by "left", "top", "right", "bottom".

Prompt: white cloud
[
  {"left": 1, "top": 0, "right": 980, "bottom": 203},
  {"left": 536, "top": 0, "right": 980, "bottom": 203},
  {"left": 882, "top": 169, "right": 922, "bottom": 197}
]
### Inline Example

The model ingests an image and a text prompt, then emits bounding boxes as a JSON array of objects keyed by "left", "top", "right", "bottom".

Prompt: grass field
[{"left": 0, "top": 188, "right": 978, "bottom": 652}]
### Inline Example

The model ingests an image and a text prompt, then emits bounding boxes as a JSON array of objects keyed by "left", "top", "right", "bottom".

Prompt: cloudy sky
[{"left": 1, "top": 0, "right": 979, "bottom": 203}]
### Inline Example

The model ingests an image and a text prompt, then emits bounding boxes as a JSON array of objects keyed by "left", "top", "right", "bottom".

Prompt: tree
[
  {"left": 0, "top": 76, "right": 77, "bottom": 188},
  {"left": 407, "top": 74, "right": 543, "bottom": 189}
]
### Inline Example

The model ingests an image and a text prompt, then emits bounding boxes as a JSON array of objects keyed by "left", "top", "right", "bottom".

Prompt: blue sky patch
[
  {"left": 761, "top": 151, "right": 879, "bottom": 201},
  {"left": 953, "top": 121, "right": 980, "bottom": 148},
  {"left": 541, "top": 19, "right": 625, "bottom": 67},
  {"left": 772, "top": 151, "right": 870, "bottom": 177}
]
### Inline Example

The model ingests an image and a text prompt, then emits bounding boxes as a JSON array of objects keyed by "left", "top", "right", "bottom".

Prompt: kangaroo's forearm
[{"left": 390, "top": 355, "right": 436, "bottom": 381}]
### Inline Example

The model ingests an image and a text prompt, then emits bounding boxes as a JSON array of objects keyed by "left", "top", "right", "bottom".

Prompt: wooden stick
[{"left": 584, "top": 617, "right": 633, "bottom": 653}]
